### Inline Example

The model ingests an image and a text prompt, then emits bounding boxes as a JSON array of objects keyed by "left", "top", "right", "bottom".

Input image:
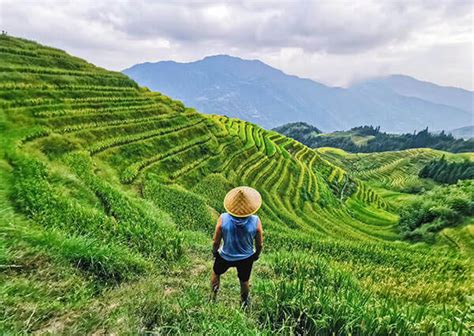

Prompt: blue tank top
[{"left": 219, "top": 213, "right": 258, "bottom": 261}]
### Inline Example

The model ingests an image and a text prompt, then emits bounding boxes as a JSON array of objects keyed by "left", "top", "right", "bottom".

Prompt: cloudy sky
[{"left": 1, "top": 0, "right": 473, "bottom": 90}]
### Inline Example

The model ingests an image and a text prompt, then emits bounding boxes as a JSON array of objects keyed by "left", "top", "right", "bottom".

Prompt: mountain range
[
  {"left": 123, "top": 55, "right": 473, "bottom": 133},
  {"left": 447, "top": 125, "right": 473, "bottom": 139}
]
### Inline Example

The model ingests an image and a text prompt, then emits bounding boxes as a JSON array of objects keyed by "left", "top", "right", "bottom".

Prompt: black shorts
[{"left": 213, "top": 254, "right": 255, "bottom": 282}]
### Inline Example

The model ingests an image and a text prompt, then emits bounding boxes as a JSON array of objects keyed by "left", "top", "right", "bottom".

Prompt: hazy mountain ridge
[
  {"left": 124, "top": 55, "right": 472, "bottom": 133},
  {"left": 447, "top": 125, "right": 473, "bottom": 139},
  {"left": 355, "top": 74, "right": 473, "bottom": 113}
]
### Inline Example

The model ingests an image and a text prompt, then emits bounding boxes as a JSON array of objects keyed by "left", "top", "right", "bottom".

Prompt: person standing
[{"left": 211, "top": 186, "right": 263, "bottom": 308}]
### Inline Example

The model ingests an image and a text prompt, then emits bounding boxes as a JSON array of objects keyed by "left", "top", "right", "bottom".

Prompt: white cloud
[{"left": 0, "top": 0, "right": 472, "bottom": 89}]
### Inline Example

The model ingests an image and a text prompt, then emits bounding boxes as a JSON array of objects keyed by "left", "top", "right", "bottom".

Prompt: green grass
[
  {"left": 351, "top": 134, "right": 375, "bottom": 146},
  {"left": 1, "top": 35, "right": 473, "bottom": 334}
]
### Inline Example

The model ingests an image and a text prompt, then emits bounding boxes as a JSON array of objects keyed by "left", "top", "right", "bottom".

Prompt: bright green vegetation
[
  {"left": 398, "top": 180, "right": 473, "bottom": 241},
  {"left": 1, "top": 36, "right": 473, "bottom": 334},
  {"left": 275, "top": 123, "right": 474, "bottom": 153},
  {"left": 419, "top": 155, "right": 474, "bottom": 184},
  {"left": 318, "top": 147, "right": 474, "bottom": 249},
  {"left": 317, "top": 147, "right": 442, "bottom": 193}
]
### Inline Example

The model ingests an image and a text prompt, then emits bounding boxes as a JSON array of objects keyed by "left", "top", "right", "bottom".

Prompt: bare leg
[
  {"left": 211, "top": 271, "right": 220, "bottom": 302},
  {"left": 240, "top": 280, "right": 250, "bottom": 305}
]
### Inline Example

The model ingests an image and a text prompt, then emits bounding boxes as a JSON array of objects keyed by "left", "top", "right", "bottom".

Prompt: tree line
[
  {"left": 274, "top": 123, "right": 474, "bottom": 153},
  {"left": 419, "top": 155, "right": 474, "bottom": 184}
]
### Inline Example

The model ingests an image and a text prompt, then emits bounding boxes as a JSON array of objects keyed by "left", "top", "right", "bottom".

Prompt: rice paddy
[{"left": 1, "top": 35, "right": 472, "bottom": 335}]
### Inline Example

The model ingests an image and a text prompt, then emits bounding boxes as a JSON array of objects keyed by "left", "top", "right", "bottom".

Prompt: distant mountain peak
[
  {"left": 198, "top": 54, "right": 282, "bottom": 72},
  {"left": 201, "top": 54, "right": 245, "bottom": 61},
  {"left": 123, "top": 57, "right": 472, "bottom": 133}
]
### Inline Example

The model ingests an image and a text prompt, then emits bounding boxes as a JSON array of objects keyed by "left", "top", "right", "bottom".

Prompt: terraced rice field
[
  {"left": 1, "top": 36, "right": 472, "bottom": 334},
  {"left": 317, "top": 147, "right": 446, "bottom": 191}
]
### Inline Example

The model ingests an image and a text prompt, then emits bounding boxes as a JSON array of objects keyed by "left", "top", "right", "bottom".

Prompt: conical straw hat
[{"left": 224, "top": 186, "right": 262, "bottom": 217}]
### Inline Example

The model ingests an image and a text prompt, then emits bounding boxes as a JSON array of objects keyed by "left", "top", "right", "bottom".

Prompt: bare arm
[
  {"left": 254, "top": 219, "right": 263, "bottom": 259},
  {"left": 212, "top": 215, "right": 223, "bottom": 257}
]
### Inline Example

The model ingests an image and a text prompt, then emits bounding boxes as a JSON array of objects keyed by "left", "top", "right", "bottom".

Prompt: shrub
[
  {"left": 397, "top": 181, "right": 473, "bottom": 240},
  {"left": 39, "top": 134, "right": 80, "bottom": 158},
  {"left": 400, "top": 180, "right": 426, "bottom": 194},
  {"left": 446, "top": 195, "right": 473, "bottom": 215}
]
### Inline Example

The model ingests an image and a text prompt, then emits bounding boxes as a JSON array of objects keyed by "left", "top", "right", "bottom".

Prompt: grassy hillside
[
  {"left": 318, "top": 147, "right": 473, "bottom": 193},
  {"left": 318, "top": 147, "right": 474, "bottom": 251},
  {"left": 1, "top": 35, "right": 473, "bottom": 334}
]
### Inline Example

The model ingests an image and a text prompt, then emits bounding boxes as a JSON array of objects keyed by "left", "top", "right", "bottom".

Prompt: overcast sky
[{"left": 1, "top": 0, "right": 473, "bottom": 90}]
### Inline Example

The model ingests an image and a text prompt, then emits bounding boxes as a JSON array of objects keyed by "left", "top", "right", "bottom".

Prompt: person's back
[
  {"left": 219, "top": 213, "right": 258, "bottom": 261},
  {"left": 211, "top": 187, "right": 263, "bottom": 307}
]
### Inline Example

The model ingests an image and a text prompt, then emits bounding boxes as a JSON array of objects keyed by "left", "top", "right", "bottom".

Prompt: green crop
[{"left": 0, "top": 34, "right": 472, "bottom": 334}]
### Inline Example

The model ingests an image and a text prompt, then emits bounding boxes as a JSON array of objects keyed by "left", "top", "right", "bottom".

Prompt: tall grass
[{"left": 255, "top": 251, "right": 471, "bottom": 335}]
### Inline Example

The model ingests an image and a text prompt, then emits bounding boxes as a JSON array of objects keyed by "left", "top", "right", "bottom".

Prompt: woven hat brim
[{"left": 224, "top": 203, "right": 262, "bottom": 217}]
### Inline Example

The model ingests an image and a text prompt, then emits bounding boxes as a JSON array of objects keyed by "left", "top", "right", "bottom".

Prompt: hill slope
[
  {"left": 318, "top": 147, "right": 474, "bottom": 250},
  {"left": 123, "top": 55, "right": 472, "bottom": 133},
  {"left": 1, "top": 36, "right": 472, "bottom": 334},
  {"left": 317, "top": 147, "right": 462, "bottom": 193}
]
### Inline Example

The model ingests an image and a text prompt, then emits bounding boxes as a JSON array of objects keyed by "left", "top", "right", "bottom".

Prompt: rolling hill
[
  {"left": 318, "top": 147, "right": 474, "bottom": 250},
  {"left": 123, "top": 55, "right": 472, "bottom": 133},
  {"left": 317, "top": 147, "right": 473, "bottom": 193},
  {"left": 1, "top": 35, "right": 473, "bottom": 334}
]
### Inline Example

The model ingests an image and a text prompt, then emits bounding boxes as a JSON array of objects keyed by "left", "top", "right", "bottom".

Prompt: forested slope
[{"left": 275, "top": 123, "right": 474, "bottom": 153}]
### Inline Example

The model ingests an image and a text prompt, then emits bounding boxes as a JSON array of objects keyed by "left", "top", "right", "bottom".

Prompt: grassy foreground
[{"left": 1, "top": 35, "right": 473, "bottom": 334}]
